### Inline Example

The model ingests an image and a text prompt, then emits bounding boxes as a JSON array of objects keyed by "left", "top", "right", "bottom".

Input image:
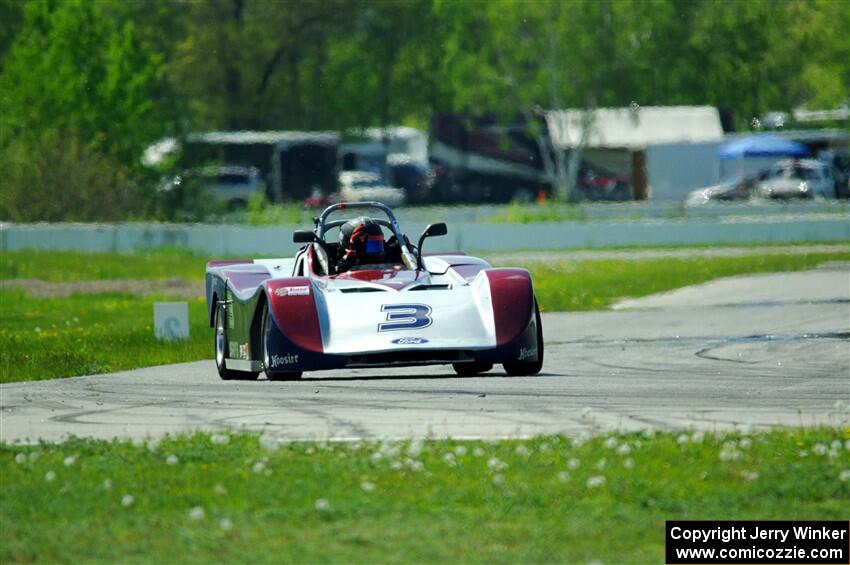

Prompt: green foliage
[
  {"left": 0, "top": 129, "right": 146, "bottom": 222},
  {"left": 0, "top": 0, "right": 848, "bottom": 220},
  {"left": 246, "top": 192, "right": 309, "bottom": 225},
  {"left": 2, "top": 429, "right": 847, "bottom": 562}
]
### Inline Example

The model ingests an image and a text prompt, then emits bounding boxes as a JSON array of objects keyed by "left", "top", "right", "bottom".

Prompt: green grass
[
  {"left": 0, "top": 248, "right": 210, "bottom": 282},
  {"left": 2, "top": 428, "right": 847, "bottom": 563},
  {"left": 1, "top": 248, "right": 846, "bottom": 383},
  {"left": 486, "top": 202, "right": 588, "bottom": 223},
  {"left": 524, "top": 252, "right": 849, "bottom": 311},
  {"left": 0, "top": 290, "right": 210, "bottom": 383}
]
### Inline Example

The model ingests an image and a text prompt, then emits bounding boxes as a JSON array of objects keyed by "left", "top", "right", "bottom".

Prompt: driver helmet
[{"left": 339, "top": 217, "right": 385, "bottom": 262}]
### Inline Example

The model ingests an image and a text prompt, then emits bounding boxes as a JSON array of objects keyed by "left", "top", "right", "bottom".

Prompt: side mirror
[
  {"left": 416, "top": 222, "right": 448, "bottom": 270},
  {"left": 293, "top": 230, "right": 317, "bottom": 244}
]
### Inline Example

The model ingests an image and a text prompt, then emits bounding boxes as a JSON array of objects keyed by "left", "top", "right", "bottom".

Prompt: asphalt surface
[{"left": 2, "top": 267, "right": 848, "bottom": 443}]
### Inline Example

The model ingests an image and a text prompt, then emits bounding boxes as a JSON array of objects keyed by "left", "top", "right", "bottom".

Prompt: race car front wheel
[
  {"left": 502, "top": 301, "right": 544, "bottom": 376},
  {"left": 261, "top": 305, "right": 303, "bottom": 382},
  {"left": 215, "top": 303, "right": 259, "bottom": 381}
]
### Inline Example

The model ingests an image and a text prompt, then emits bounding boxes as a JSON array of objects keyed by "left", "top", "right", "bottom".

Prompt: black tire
[
  {"left": 214, "top": 303, "right": 259, "bottom": 381},
  {"left": 261, "top": 305, "right": 303, "bottom": 382},
  {"left": 502, "top": 301, "right": 544, "bottom": 376},
  {"left": 452, "top": 362, "right": 493, "bottom": 376}
]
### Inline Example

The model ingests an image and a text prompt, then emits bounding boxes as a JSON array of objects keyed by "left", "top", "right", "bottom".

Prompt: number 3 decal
[{"left": 378, "top": 304, "right": 432, "bottom": 332}]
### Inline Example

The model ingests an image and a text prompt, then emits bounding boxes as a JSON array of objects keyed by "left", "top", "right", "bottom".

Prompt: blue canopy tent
[
  {"left": 716, "top": 134, "right": 810, "bottom": 180},
  {"left": 717, "top": 134, "right": 810, "bottom": 160}
]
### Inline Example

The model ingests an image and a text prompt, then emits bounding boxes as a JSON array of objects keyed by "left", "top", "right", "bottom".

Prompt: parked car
[
  {"left": 684, "top": 172, "right": 764, "bottom": 206},
  {"left": 159, "top": 165, "right": 265, "bottom": 209},
  {"left": 757, "top": 159, "right": 835, "bottom": 199},
  {"left": 338, "top": 171, "right": 406, "bottom": 207},
  {"left": 386, "top": 153, "right": 435, "bottom": 204}
]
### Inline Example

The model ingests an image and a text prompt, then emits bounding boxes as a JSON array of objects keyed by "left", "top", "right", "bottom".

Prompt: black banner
[{"left": 666, "top": 521, "right": 849, "bottom": 564}]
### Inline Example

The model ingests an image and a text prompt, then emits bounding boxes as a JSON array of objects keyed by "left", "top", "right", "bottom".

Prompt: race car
[{"left": 205, "top": 201, "right": 543, "bottom": 381}]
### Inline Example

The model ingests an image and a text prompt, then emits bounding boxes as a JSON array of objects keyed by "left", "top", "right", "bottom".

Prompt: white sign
[{"left": 154, "top": 302, "right": 189, "bottom": 341}]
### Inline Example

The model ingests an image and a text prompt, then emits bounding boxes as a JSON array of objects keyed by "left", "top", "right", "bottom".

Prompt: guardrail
[{"left": 2, "top": 214, "right": 847, "bottom": 255}]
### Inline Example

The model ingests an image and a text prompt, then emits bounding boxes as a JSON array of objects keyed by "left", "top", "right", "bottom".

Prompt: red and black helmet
[{"left": 339, "top": 217, "right": 385, "bottom": 259}]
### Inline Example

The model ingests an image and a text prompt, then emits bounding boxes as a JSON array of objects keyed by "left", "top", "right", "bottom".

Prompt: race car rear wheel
[
  {"left": 215, "top": 303, "right": 259, "bottom": 381},
  {"left": 502, "top": 301, "right": 544, "bottom": 376},
  {"left": 261, "top": 305, "right": 303, "bottom": 382},
  {"left": 452, "top": 362, "right": 493, "bottom": 376}
]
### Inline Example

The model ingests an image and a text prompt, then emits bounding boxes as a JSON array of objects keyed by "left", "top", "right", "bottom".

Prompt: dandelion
[
  {"left": 798, "top": 450, "right": 808, "bottom": 458},
  {"left": 28, "top": 452, "right": 39, "bottom": 462},
  {"left": 642, "top": 429, "right": 656, "bottom": 439},
  {"left": 691, "top": 432, "right": 705, "bottom": 443},
  {"left": 210, "top": 433, "right": 230, "bottom": 445},
  {"left": 539, "top": 442, "right": 551, "bottom": 452},
  {"left": 360, "top": 481, "right": 376, "bottom": 493},
  {"left": 252, "top": 461, "right": 266, "bottom": 474},
  {"left": 812, "top": 443, "right": 828, "bottom": 456},
  {"left": 845, "top": 440, "right": 850, "bottom": 451},
  {"left": 623, "top": 458, "right": 635, "bottom": 469},
  {"left": 390, "top": 460, "right": 403, "bottom": 470},
  {"left": 407, "top": 438, "right": 424, "bottom": 457},
  {"left": 132, "top": 437, "right": 145, "bottom": 448},
  {"left": 103, "top": 479, "right": 113, "bottom": 491},
  {"left": 487, "top": 457, "right": 507, "bottom": 471},
  {"left": 14, "top": 453, "right": 26, "bottom": 465},
  {"left": 213, "top": 484, "right": 227, "bottom": 495},
  {"left": 305, "top": 447, "right": 315, "bottom": 455},
  {"left": 63, "top": 456, "right": 76, "bottom": 467},
  {"left": 454, "top": 445, "right": 468, "bottom": 456},
  {"left": 34, "top": 327, "right": 41, "bottom": 333},
  {"left": 443, "top": 452, "right": 457, "bottom": 466},
  {"left": 44, "top": 470, "right": 56, "bottom": 482},
  {"left": 315, "top": 498, "right": 330, "bottom": 511},
  {"left": 616, "top": 444, "right": 631, "bottom": 456},
  {"left": 567, "top": 458, "right": 580, "bottom": 470},
  {"left": 219, "top": 518, "right": 234, "bottom": 531},
  {"left": 166, "top": 454, "right": 179, "bottom": 466},
  {"left": 839, "top": 470, "right": 850, "bottom": 482},
  {"left": 738, "top": 438, "right": 752, "bottom": 450},
  {"left": 258, "top": 433, "right": 279, "bottom": 452},
  {"left": 719, "top": 445, "right": 741, "bottom": 461},
  {"left": 515, "top": 444, "right": 530, "bottom": 456},
  {"left": 596, "top": 458, "right": 607, "bottom": 470},
  {"left": 407, "top": 459, "right": 424, "bottom": 472},
  {"left": 188, "top": 506, "right": 205, "bottom": 521},
  {"left": 121, "top": 494, "right": 134, "bottom": 507},
  {"left": 677, "top": 434, "right": 689, "bottom": 445},
  {"left": 492, "top": 474, "right": 504, "bottom": 485},
  {"left": 742, "top": 470, "right": 759, "bottom": 482},
  {"left": 473, "top": 447, "right": 485, "bottom": 457},
  {"left": 586, "top": 475, "right": 606, "bottom": 488},
  {"left": 147, "top": 439, "right": 160, "bottom": 452},
  {"left": 557, "top": 471, "right": 569, "bottom": 482},
  {"left": 370, "top": 452, "right": 383, "bottom": 462},
  {"left": 831, "top": 440, "right": 842, "bottom": 451}
]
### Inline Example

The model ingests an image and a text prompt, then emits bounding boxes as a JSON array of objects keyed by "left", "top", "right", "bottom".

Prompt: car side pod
[
  {"left": 261, "top": 279, "right": 345, "bottom": 377},
  {"left": 480, "top": 268, "right": 544, "bottom": 375}
]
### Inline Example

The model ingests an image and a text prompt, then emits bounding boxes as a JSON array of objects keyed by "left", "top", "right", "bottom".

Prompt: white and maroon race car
[{"left": 205, "top": 202, "right": 543, "bottom": 381}]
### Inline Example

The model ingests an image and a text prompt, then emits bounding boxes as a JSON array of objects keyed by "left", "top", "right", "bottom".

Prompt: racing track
[{"left": 2, "top": 268, "right": 848, "bottom": 443}]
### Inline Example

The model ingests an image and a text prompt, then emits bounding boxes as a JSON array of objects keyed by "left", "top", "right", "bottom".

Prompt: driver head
[{"left": 339, "top": 217, "right": 385, "bottom": 259}]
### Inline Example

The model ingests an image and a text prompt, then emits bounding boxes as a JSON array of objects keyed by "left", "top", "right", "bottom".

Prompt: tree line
[{"left": 1, "top": 0, "right": 847, "bottom": 220}]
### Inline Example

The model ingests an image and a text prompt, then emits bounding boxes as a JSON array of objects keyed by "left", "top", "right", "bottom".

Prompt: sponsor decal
[
  {"left": 229, "top": 341, "right": 240, "bottom": 358},
  {"left": 239, "top": 343, "right": 249, "bottom": 360},
  {"left": 274, "top": 286, "right": 310, "bottom": 297},
  {"left": 378, "top": 304, "right": 432, "bottom": 332},
  {"left": 392, "top": 337, "right": 429, "bottom": 345},
  {"left": 270, "top": 353, "right": 300, "bottom": 367},
  {"left": 518, "top": 346, "right": 538, "bottom": 361}
]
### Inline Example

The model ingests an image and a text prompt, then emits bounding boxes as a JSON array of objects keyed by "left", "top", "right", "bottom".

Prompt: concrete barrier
[{"left": 2, "top": 214, "right": 848, "bottom": 255}]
